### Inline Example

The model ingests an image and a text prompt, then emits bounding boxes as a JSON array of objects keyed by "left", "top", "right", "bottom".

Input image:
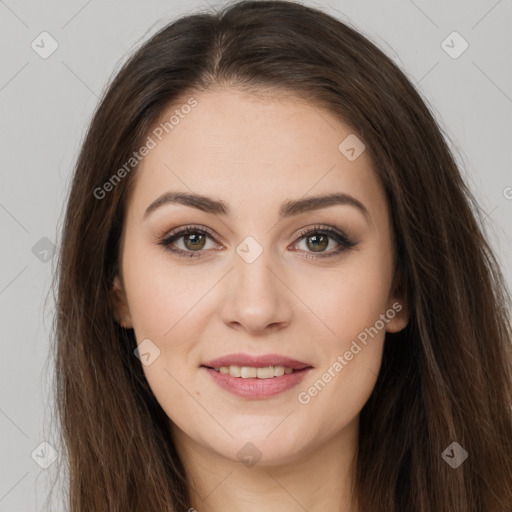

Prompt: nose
[{"left": 219, "top": 245, "right": 293, "bottom": 334}]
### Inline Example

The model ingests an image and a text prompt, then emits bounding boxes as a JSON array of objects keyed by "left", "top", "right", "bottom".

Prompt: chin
[{"left": 198, "top": 426, "right": 312, "bottom": 467}]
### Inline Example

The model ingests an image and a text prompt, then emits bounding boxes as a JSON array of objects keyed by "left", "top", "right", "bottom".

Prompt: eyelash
[{"left": 157, "top": 224, "right": 357, "bottom": 260}]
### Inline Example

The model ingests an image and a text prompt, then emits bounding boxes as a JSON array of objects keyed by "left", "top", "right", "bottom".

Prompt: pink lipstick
[{"left": 201, "top": 353, "right": 313, "bottom": 399}]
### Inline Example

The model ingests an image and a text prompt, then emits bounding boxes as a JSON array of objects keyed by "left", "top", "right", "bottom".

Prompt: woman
[{"left": 51, "top": 0, "right": 512, "bottom": 510}]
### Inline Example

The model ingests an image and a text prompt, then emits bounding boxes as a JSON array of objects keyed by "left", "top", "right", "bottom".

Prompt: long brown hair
[{"left": 49, "top": 0, "right": 512, "bottom": 510}]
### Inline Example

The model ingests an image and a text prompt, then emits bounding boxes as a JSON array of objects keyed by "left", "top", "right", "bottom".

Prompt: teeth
[
  {"left": 214, "top": 365, "right": 296, "bottom": 378},
  {"left": 229, "top": 365, "right": 241, "bottom": 377},
  {"left": 256, "top": 367, "right": 274, "bottom": 379},
  {"left": 273, "top": 366, "right": 285, "bottom": 377},
  {"left": 241, "top": 366, "right": 257, "bottom": 378}
]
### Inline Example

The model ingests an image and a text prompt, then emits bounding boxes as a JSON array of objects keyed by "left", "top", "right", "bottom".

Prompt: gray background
[{"left": 0, "top": 0, "right": 511, "bottom": 510}]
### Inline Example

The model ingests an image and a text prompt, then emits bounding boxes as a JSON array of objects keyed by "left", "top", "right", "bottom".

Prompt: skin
[{"left": 111, "top": 86, "right": 409, "bottom": 512}]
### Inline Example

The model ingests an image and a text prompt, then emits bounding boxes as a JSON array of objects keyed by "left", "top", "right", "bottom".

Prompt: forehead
[{"left": 127, "top": 87, "right": 384, "bottom": 219}]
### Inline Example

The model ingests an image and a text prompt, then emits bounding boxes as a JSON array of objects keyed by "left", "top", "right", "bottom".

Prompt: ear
[
  {"left": 385, "top": 297, "right": 409, "bottom": 333},
  {"left": 110, "top": 274, "right": 133, "bottom": 329},
  {"left": 385, "top": 268, "right": 409, "bottom": 333}
]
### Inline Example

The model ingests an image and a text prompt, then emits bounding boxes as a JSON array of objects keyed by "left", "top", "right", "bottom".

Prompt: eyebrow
[{"left": 143, "top": 191, "right": 369, "bottom": 221}]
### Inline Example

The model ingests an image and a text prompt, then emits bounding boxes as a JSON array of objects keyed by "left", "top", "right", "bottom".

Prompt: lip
[
  {"left": 201, "top": 353, "right": 313, "bottom": 400},
  {"left": 201, "top": 353, "right": 312, "bottom": 370}
]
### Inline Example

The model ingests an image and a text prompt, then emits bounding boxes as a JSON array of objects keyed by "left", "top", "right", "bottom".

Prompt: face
[{"left": 111, "top": 86, "right": 408, "bottom": 466}]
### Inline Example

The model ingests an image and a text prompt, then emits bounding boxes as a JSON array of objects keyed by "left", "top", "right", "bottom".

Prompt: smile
[
  {"left": 211, "top": 365, "right": 295, "bottom": 378},
  {"left": 200, "top": 353, "right": 313, "bottom": 399}
]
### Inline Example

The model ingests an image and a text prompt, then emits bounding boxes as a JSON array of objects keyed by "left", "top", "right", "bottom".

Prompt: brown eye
[
  {"left": 182, "top": 233, "right": 206, "bottom": 251},
  {"left": 293, "top": 225, "right": 357, "bottom": 259},
  {"left": 305, "top": 234, "right": 329, "bottom": 252},
  {"left": 159, "top": 224, "right": 356, "bottom": 260},
  {"left": 159, "top": 226, "right": 220, "bottom": 258}
]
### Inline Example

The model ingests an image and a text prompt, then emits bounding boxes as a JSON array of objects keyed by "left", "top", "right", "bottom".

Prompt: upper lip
[{"left": 202, "top": 353, "right": 312, "bottom": 370}]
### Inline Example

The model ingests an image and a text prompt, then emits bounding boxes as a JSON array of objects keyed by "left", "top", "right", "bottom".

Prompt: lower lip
[{"left": 202, "top": 367, "right": 312, "bottom": 399}]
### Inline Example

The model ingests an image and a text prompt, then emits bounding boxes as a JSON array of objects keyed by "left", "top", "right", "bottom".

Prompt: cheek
[
  {"left": 122, "top": 246, "right": 208, "bottom": 422},
  {"left": 122, "top": 240, "right": 205, "bottom": 338},
  {"left": 309, "top": 253, "right": 394, "bottom": 343},
  {"left": 296, "top": 285, "right": 387, "bottom": 436},
  {"left": 122, "top": 243, "right": 216, "bottom": 382},
  {"left": 294, "top": 247, "right": 392, "bottom": 416}
]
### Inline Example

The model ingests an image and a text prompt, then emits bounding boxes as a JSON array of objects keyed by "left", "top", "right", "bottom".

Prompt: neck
[{"left": 171, "top": 417, "right": 360, "bottom": 512}]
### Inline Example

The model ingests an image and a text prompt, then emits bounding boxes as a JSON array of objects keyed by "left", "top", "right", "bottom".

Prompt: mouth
[
  {"left": 200, "top": 353, "right": 313, "bottom": 399},
  {"left": 202, "top": 364, "right": 308, "bottom": 379}
]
